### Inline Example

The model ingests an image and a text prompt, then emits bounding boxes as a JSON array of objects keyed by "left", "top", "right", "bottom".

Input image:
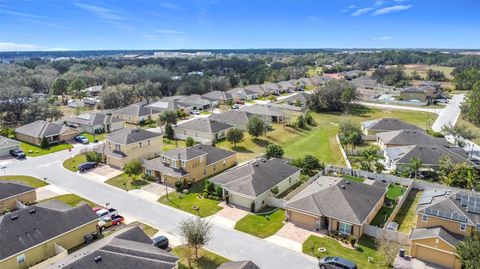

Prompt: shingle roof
[
  {"left": 113, "top": 103, "right": 161, "bottom": 117},
  {"left": 202, "top": 91, "right": 232, "bottom": 101},
  {"left": 217, "top": 260, "right": 260, "bottom": 269},
  {"left": 276, "top": 81, "right": 295, "bottom": 90},
  {"left": 285, "top": 176, "right": 387, "bottom": 225},
  {"left": 0, "top": 135, "right": 20, "bottom": 149},
  {"left": 143, "top": 157, "right": 189, "bottom": 177},
  {"left": 282, "top": 92, "right": 311, "bottom": 103},
  {"left": 177, "top": 94, "right": 212, "bottom": 107},
  {"left": 239, "top": 104, "right": 284, "bottom": 117},
  {"left": 107, "top": 128, "right": 162, "bottom": 144},
  {"left": 162, "top": 147, "right": 206, "bottom": 160},
  {"left": 65, "top": 112, "right": 124, "bottom": 127},
  {"left": 0, "top": 182, "right": 35, "bottom": 201},
  {"left": 244, "top": 85, "right": 266, "bottom": 94},
  {"left": 161, "top": 144, "right": 235, "bottom": 164},
  {"left": 175, "top": 118, "right": 233, "bottom": 134},
  {"left": 410, "top": 227, "right": 463, "bottom": 247},
  {"left": 15, "top": 120, "right": 75, "bottom": 138},
  {"left": 210, "top": 158, "right": 300, "bottom": 198},
  {"left": 208, "top": 111, "right": 254, "bottom": 126},
  {"left": 0, "top": 200, "right": 98, "bottom": 260},
  {"left": 377, "top": 129, "right": 449, "bottom": 147},
  {"left": 362, "top": 118, "right": 423, "bottom": 132},
  {"left": 350, "top": 76, "right": 378, "bottom": 89},
  {"left": 261, "top": 82, "right": 280, "bottom": 92},
  {"left": 385, "top": 145, "right": 469, "bottom": 166}
]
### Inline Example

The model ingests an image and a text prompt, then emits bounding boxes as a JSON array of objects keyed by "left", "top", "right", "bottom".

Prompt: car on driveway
[
  {"left": 98, "top": 215, "right": 124, "bottom": 230},
  {"left": 319, "top": 257, "right": 357, "bottom": 269},
  {"left": 152, "top": 235, "right": 169, "bottom": 249},
  {"left": 75, "top": 135, "right": 90, "bottom": 144},
  {"left": 78, "top": 162, "right": 97, "bottom": 172},
  {"left": 10, "top": 149, "right": 26, "bottom": 159},
  {"left": 93, "top": 207, "right": 118, "bottom": 219}
]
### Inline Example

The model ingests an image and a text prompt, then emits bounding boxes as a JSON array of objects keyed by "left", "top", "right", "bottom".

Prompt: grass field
[
  {"left": 234, "top": 209, "right": 285, "bottom": 238},
  {"left": 63, "top": 153, "right": 87, "bottom": 172},
  {"left": 105, "top": 173, "right": 150, "bottom": 191},
  {"left": 173, "top": 246, "right": 231, "bottom": 269},
  {"left": 456, "top": 114, "right": 480, "bottom": 144},
  {"left": 402, "top": 64, "right": 454, "bottom": 80},
  {"left": 394, "top": 189, "right": 422, "bottom": 233},
  {"left": 41, "top": 194, "right": 99, "bottom": 208},
  {"left": 163, "top": 138, "right": 187, "bottom": 151},
  {"left": 0, "top": 175, "right": 48, "bottom": 188},
  {"left": 21, "top": 142, "right": 72, "bottom": 157},
  {"left": 342, "top": 175, "right": 365, "bottom": 183}
]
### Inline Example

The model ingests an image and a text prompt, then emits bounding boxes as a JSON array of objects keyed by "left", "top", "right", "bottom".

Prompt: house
[
  {"left": 261, "top": 82, "right": 281, "bottom": 95},
  {"left": 202, "top": 90, "right": 233, "bottom": 105},
  {"left": 350, "top": 76, "right": 378, "bottom": 90},
  {"left": 409, "top": 189, "right": 480, "bottom": 269},
  {"left": 67, "top": 99, "right": 84, "bottom": 108},
  {"left": 310, "top": 75, "right": 334, "bottom": 86},
  {"left": 285, "top": 176, "right": 386, "bottom": 240},
  {"left": 208, "top": 111, "right": 257, "bottom": 130},
  {"left": 96, "top": 128, "right": 163, "bottom": 169},
  {"left": 227, "top": 87, "right": 259, "bottom": 101},
  {"left": 281, "top": 92, "right": 311, "bottom": 107},
  {"left": 173, "top": 118, "right": 233, "bottom": 144},
  {"left": 15, "top": 120, "right": 80, "bottom": 146},
  {"left": 82, "top": 85, "right": 103, "bottom": 97},
  {"left": 45, "top": 226, "right": 179, "bottom": 269},
  {"left": 276, "top": 81, "right": 296, "bottom": 93},
  {"left": 144, "top": 144, "right": 237, "bottom": 186},
  {"left": 239, "top": 104, "right": 286, "bottom": 123},
  {"left": 0, "top": 182, "right": 36, "bottom": 212},
  {"left": 244, "top": 85, "right": 267, "bottom": 97},
  {"left": 63, "top": 112, "right": 125, "bottom": 134},
  {"left": 298, "top": 78, "right": 314, "bottom": 88},
  {"left": 210, "top": 158, "right": 301, "bottom": 212},
  {"left": 376, "top": 129, "right": 449, "bottom": 149},
  {"left": 0, "top": 200, "right": 98, "bottom": 269},
  {"left": 384, "top": 145, "right": 470, "bottom": 171},
  {"left": 112, "top": 103, "right": 162, "bottom": 124},
  {"left": 217, "top": 260, "right": 260, "bottom": 269},
  {"left": 145, "top": 98, "right": 193, "bottom": 114},
  {"left": 0, "top": 136, "right": 21, "bottom": 157},
  {"left": 400, "top": 85, "right": 441, "bottom": 103},
  {"left": 177, "top": 94, "right": 216, "bottom": 110},
  {"left": 361, "top": 118, "right": 423, "bottom": 135},
  {"left": 340, "top": 70, "right": 365, "bottom": 80}
]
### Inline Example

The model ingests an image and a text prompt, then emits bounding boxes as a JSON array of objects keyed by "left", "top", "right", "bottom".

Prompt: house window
[
  {"left": 339, "top": 222, "right": 352, "bottom": 235},
  {"left": 223, "top": 160, "right": 226, "bottom": 167},
  {"left": 422, "top": 214, "right": 428, "bottom": 222},
  {"left": 171, "top": 161, "right": 177, "bottom": 169},
  {"left": 460, "top": 223, "right": 467, "bottom": 231},
  {"left": 139, "top": 142, "right": 142, "bottom": 148},
  {"left": 181, "top": 161, "right": 186, "bottom": 168},
  {"left": 115, "top": 144, "right": 120, "bottom": 151},
  {"left": 162, "top": 156, "right": 166, "bottom": 162},
  {"left": 146, "top": 169, "right": 152, "bottom": 176}
]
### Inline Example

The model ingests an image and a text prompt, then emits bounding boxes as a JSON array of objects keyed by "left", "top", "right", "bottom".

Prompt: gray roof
[
  {"left": 410, "top": 227, "right": 463, "bottom": 247},
  {"left": 385, "top": 145, "right": 469, "bottom": 166},
  {"left": 276, "top": 81, "right": 295, "bottom": 90},
  {"left": 46, "top": 226, "right": 178, "bottom": 269},
  {"left": 285, "top": 176, "right": 387, "bottom": 225},
  {"left": 107, "top": 128, "right": 162, "bottom": 144},
  {"left": 0, "top": 135, "right": 20, "bottom": 149},
  {"left": 350, "top": 76, "right": 378, "bottom": 89},
  {"left": 175, "top": 118, "right": 233, "bottom": 134},
  {"left": 244, "top": 85, "right": 266, "bottom": 94},
  {"left": 65, "top": 112, "right": 124, "bottom": 127},
  {"left": 113, "top": 103, "right": 161, "bottom": 117},
  {"left": 84, "top": 85, "right": 103, "bottom": 93},
  {"left": 227, "top": 87, "right": 257, "bottom": 98},
  {"left": 377, "top": 129, "right": 449, "bottom": 147},
  {"left": 309, "top": 75, "right": 334, "bottom": 85},
  {"left": 209, "top": 111, "right": 254, "bottom": 126},
  {"left": 0, "top": 200, "right": 98, "bottom": 260},
  {"left": 161, "top": 144, "right": 235, "bottom": 164},
  {"left": 282, "top": 92, "right": 311, "bottom": 103},
  {"left": 0, "top": 182, "right": 35, "bottom": 201},
  {"left": 143, "top": 157, "right": 189, "bottom": 177},
  {"left": 210, "top": 158, "right": 300, "bottom": 198},
  {"left": 145, "top": 99, "right": 191, "bottom": 111},
  {"left": 362, "top": 118, "right": 423, "bottom": 132},
  {"left": 239, "top": 104, "right": 284, "bottom": 117},
  {"left": 202, "top": 91, "right": 233, "bottom": 101},
  {"left": 15, "top": 120, "right": 75, "bottom": 138},
  {"left": 218, "top": 261, "right": 260, "bottom": 269},
  {"left": 177, "top": 94, "right": 212, "bottom": 107},
  {"left": 261, "top": 82, "right": 280, "bottom": 92}
]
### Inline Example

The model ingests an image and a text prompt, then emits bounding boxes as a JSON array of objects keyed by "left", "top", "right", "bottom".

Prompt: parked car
[
  {"left": 319, "top": 257, "right": 357, "bottom": 269},
  {"left": 10, "top": 149, "right": 26, "bottom": 159},
  {"left": 78, "top": 161, "right": 97, "bottom": 172},
  {"left": 75, "top": 135, "right": 90, "bottom": 144},
  {"left": 98, "top": 215, "right": 124, "bottom": 230},
  {"left": 152, "top": 235, "right": 169, "bottom": 249},
  {"left": 235, "top": 100, "right": 245, "bottom": 105},
  {"left": 191, "top": 110, "right": 200, "bottom": 115},
  {"left": 232, "top": 104, "right": 240, "bottom": 109},
  {"left": 93, "top": 207, "right": 118, "bottom": 219}
]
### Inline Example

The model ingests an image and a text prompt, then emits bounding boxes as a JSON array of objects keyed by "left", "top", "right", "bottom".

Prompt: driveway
[
  {"left": 266, "top": 222, "right": 328, "bottom": 252},
  {"left": 208, "top": 203, "right": 249, "bottom": 229},
  {"left": 395, "top": 256, "right": 449, "bottom": 269}
]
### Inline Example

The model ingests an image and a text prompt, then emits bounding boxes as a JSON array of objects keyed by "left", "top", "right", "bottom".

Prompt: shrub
[
  {"left": 185, "top": 136, "right": 195, "bottom": 147},
  {"left": 143, "top": 174, "right": 155, "bottom": 182},
  {"left": 349, "top": 235, "right": 356, "bottom": 246},
  {"left": 175, "top": 180, "right": 184, "bottom": 192},
  {"left": 165, "top": 123, "right": 175, "bottom": 140},
  {"left": 205, "top": 180, "right": 215, "bottom": 193},
  {"left": 296, "top": 115, "right": 306, "bottom": 129},
  {"left": 265, "top": 144, "right": 284, "bottom": 159},
  {"left": 40, "top": 137, "right": 50, "bottom": 149},
  {"left": 85, "top": 151, "right": 102, "bottom": 163},
  {"left": 305, "top": 112, "right": 315, "bottom": 125}
]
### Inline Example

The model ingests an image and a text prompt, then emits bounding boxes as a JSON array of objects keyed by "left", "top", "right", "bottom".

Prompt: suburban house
[
  {"left": 45, "top": 226, "right": 179, "bottom": 269},
  {"left": 217, "top": 260, "right": 260, "bottom": 269},
  {"left": 210, "top": 158, "right": 301, "bottom": 212},
  {"left": 298, "top": 78, "right": 314, "bottom": 88},
  {"left": 112, "top": 103, "right": 162, "bottom": 124},
  {"left": 285, "top": 176, "right": 386, "bottom": 240},
  {"left": 145, "top": 98, "right": 193, "bottom": 114},
  {"left": 0, "top": 200, "right": 98, "bottom": 269},
  {"left": 239, "top": 104, "right": 286, "bottom": 123},
  {"left": 309, "top": 75, "right": 334, "bottom": 86},
  {"left": 0, "top": 136, "right": 21, "bottom": 157},
  {"left": 262, "top": 82, "right": 282, "bottom": 95},
  {"left": 208, "top": 110, "right": 257, "bottom": 130},
  {"left": 281, "top": 92, "right": 312, "bottom": 107},
  {"left": 400, "top": 85, "right": 441, "bottom": 103},
  {"left": 15, "top": 120, "right": 80, "bottom": 146},
  {"left": 96, "top": 128, "right": 163, "bottom": 169},
  {"left": 227, "top": 87, "right": 259, "bottom": 101},
  {"left": 409, "top": 189, "right": 480, "bottom": 269},
  {"left": 202, "top": 90, "right": 233, "bottom": 105},
  {"left": 178, "top": 94, "right": 216, "bottom": 110},
  {"left": 244, "top": 85, "right": 267, "bottom": 97},
  {"left": 173, "top": 118, "right": 233, "bottom": 144},
  {"left": 384, "top": 145, "right": 470, "bottom": 171},
  {"left": 0, "top": 182, "right": 36, "bottom": 212},
  {"left": 361, "top": 118, "right": 423, "bottom": 135},
  {"left": 82, "top": 85, "right": 103, "bottom": 97},
  {"left": 276, "top": 81, "right": 296, "bottom": 92},
  {"left": 144, "top": 144, "right": 237, "bottom": 186},
  {"left": 376, "top": 129, "right": 449, "bottom": 149},
  {"left": 63, "top": 112, "right": 125, "bottom": 134}
]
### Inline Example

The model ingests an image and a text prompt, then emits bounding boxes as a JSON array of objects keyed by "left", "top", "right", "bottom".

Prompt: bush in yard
[
  {"left": 348, "top": 235, "right": 356, "bottom": 247},
  {"left": 265, "top": 144, "right": 284, "bottom": 159},
  {"left": 305, "top": 112, "right": 315, "bottom": 126},
  {"left": 226, "top": 128, "right": 244, "bottom": 148},
  {"left": 85, "top": 151, "right": 102, "bottom": 163},
  {"left": 165, "top": 123, "right": 175, "bottom": 140},
  {"left": 123, "top": 160, "right": 143, "bottom": 180},
  {"left": 296, "top": 115, "right": 306, "bottom": 129},
  {"left": 302, "top": 154, "right": 322, "bottom": 175},
  {"left": 215, "top": 185, "right": 223, "bottom": 197},
  {"left": 457, "top": 231, "right": 480, "bottom": 269},
  {"left": 175, "top": 180, "right": 184, "bottom": 192},
  {"left": 204, "top": 180, "right": 215, "bottom": 193},
  {"left": 142, "top": 174, "right": 155, "bottom": 182},
  {"left": 40, "top": 137, "right": 50, "bottom": 149},
  {"left": 247, "top": 116, "right": 268, "bottom": 138},
  {"left": 179, "top": 217, "right": 212, "bottom": 259},
  {"left": 185, "top": 136, "right": 194, "bottom": 147},
  {"left": 159, "top": 110, "right": 178, "bottom": 125}
]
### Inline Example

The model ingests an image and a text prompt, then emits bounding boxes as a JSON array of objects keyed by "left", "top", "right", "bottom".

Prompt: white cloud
[
  {"left": 341, "top": 4, "right": 356, "bottom": 12},
  {"left": 0, "top": 42, "right": 67, "bottom": 51},
  {"left": 74, "top": 3, "right": 123, "bottom": 21},
  {"left": 351, "top": 7, "right": 373, "bottom": 16},
  {"left": 373, "top": 4, "right": 412, "bottom": 15},
  {"left": 372, "top": 36, "right": 392, "bottom": 40}
]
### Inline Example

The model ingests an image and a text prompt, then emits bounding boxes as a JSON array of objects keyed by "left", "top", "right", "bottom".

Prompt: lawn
[
  {"left": 105, "top": 173, "right": 150, "bottom": 191},
  {"left": 371, "top": 184, "right": 407, "bottom": 227},
  {"left": 234, "top": 209, "right": 285, "bottom": 238},
  {"left": 81, "top": 132, "right": 107, "bottom": 142},
  {"left": 173, "top": 246, "right": 231, "bottom": 269},
  {"left": 386, "top": 184, "right": 407, "bottom": 201},
  {"left": 158, "top": 180, "right": 223, "bottom": 217},
  {"left": 0, "top": 175, "right": 48, "bottom": 188},
  {"left": 21, "top": 142, "right": 72, "bottom": 157},
  {"left": 303, "top": 235, "right": 388, "bottom": 269},
  {"left": 394, "top": 189, "right": 422, "bottom": 233},
  {"left": 456, "top": 114, "right": 480, "bottom": 145},
  {"left": 342, "top": 175, "right": 365, "bottom": 183},
  {"left": 129, "top": 221, "right": 159, "bottom": 237},
  {"left": 63, "top": 153, "right": 87, "bottom": 172},
  {"left": 402, "top": 64, "right": 454, "bottom": 80},
  {"left": 163, "top": 138, "right": 187, "bottom": 151},
  {"left": 41, "top": 194, "right": 99, "bottom": 208}
]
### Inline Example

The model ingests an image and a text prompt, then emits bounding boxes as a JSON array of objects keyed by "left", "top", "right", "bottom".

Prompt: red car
[{"left": 98, "top": 215, "right": 124, "bottom": 230}]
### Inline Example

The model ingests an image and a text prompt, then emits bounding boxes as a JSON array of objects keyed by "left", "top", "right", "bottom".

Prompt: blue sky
[{"left": 0, "top": 0, "right": 479, "bottom": 51}]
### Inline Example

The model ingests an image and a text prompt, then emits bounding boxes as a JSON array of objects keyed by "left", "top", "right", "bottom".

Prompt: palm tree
[
  {"left": 361, "top": 146, "right": 379, "bottom": 172},
  {"left": 408, "top": 157, "right": 423, "bottom": 179}
]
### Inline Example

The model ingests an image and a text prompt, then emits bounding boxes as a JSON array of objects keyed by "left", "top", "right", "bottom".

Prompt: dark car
[
  {"left": 74, "top": 135, "right": 90, "bottom": 144},
  {"left": 319, "top": 257, "right": 357, "bottom": 269},
  {"left": 152, "top": 235, "right": 169, "bottom": 249},
  {"left": 78, "top": 162, "right": 97, "bottom": 172},
  {"left": 10, "top": 149, "right": 26, "bottom": 159}
]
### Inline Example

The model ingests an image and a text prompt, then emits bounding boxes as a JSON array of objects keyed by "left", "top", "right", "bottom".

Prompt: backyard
[
  {"left": 234, "top": 208, "right": 285, "bottom": 238},
  {"left": 394, "top": 189, "right": 422, "bottom": 233},
  {"left": 0, "top": 175, "right": 48, "bottom": 188},
  {"left": 105, "top": 173, "right": 150, "bottom": 191},
  {"left": 163, "top": 138, "right": 187, "bottom": 151},
  {"left": 370, "top": 184, "right": 407, "bottom": 227},
  {"left": 172, "top": 246, "right": 231, "bottom": 269},
  {"left": 20, "top": 142, "right": 72, "bottom": 157},
  {"left": 63, "top": 153, "right": 87, "bottom": 172},
  {"left": 41, "top": 194, "right": 99, "bottom": 208},
  {"left": 81, "top": 132, "right": 108, "bottom": 142}
]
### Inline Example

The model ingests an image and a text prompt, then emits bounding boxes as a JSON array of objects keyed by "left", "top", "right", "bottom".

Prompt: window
[
  {"left": 162, "top": 156, "right": 166, "bottom": 162},
  {"left": 203, "top": 169, "right": 206, "bottom": 176},
  {"left": 139, "top": 142, "right": 142, "bottom": 148},
  {"left": 460, "top": 223, "right": 467, "bottom": 231},
  {"left": 422, "top": 214, "right": 428, "bottom": 222},
  {"left": 223, "top": 160, "right": 226, "bottom": 167},
  {"left": 146, "top": 169, "right": 152, "bottom": 176},
  {"left": 171, "top": 161, "right": 177, "bottom": 169},
  {"left": 181, "top": 161, "right": 186, "bottom": 168},
  {"left": 148, "top": 140, "right": 150, "bottom": 146},
  {"left": 339, "top": 222, "right": 352, "bottom": 235}
]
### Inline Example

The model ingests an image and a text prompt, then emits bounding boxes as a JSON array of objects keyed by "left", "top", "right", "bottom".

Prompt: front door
[{"left": 322, "top": 217, "right": 329, "bottom": 229}]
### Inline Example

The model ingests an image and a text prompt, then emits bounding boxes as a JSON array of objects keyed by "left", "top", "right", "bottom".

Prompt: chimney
[{"left": 94, "top": 256, "right": 102, "bottom": 263}]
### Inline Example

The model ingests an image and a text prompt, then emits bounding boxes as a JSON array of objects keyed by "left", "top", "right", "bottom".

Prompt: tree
[
  {"left": 442, "top": 123, "right": 477, "bottom": 147},
  {"left": 359, "top": 146, "right": 380, "bottom": 172},
  {"left": 407, "top": 157, "right": 423, "bottom": 179},
  {"left": 462, "top": 81, "right": 480, "bottom": 126},
  {"left": 265, "top": 144, "right": 284, "bottom": 159},
  {"left": 296, "top": 115, "right": 306, "bottom": 129},
  {"left": 186, "top": 136, "right": 195, "bottom": 147},
  {"left": 302, "top": 154, "right": 322, "bottom": 176},
  {"left": 426, "top": 69, "right": 446, "bottom": 81},
  {"left": 247, "top": 116, "right": 267, "bottom": 138},
  {"left": 159, "top": 110, "right": 178, "bottom": 125},
  {"left": 309, "top": 80, "right": 358, "bottom": 112},
  {"left": 441, "top": 162, "right": 480, "bottom": 190},
  {"left": 226, "top": 128, "right": 244, "bottom": 148},
  {"left": 124, "top": 159, "right": 143, "bottom": 181},
  {"left": 85, "top": 151, "right": 102, "bottom": 163},
  {"left": 304, "top": 112, "right": 315, "bottom": 126},
  {"left": 457, "top": 232, "right": 480, "bottom": 269},
  {"left": 376, "top": 236, "right": 400, "bottom": 267},
  {"left": 68, "top": 78, "right": 87, "bottom": 99},
  {"left": 340, "top": 85, "right": 359, "bottom": 115},
  {"left": 338, "top": 120, "right": 363, "bottom": 154},
  {"left": 165, "top": 123, "right": 175, "bottom": 140},
  {"left": 454, "top": 67, "right": 480, "bottom": 91},
  {"left": 40, "top": 137, "right": 50, "bottom": 149},
  {"left": 179, "top": 217, "right": 212, "bottom": 259},
  {"left": 51, "top": 78, "right": 68, "bottom": 104},
  {"left": 135, "top": 80, "right": 162, "bottom": 104},
  {"left": 374, "top": 161, "right": 385, "bottom": 174}
]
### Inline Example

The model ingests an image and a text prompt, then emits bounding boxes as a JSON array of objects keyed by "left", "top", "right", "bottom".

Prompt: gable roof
[
  {"left": 262, "top": 82, "right": 280, "bottom": 92},
  {"left": 175, "top": 118, "right": 233, "bottom": 134},
  {"left": 210, "top": 158, "right": 300, "bottom": 198},
  {"left": 377, "top": 129, "right": 449, "bottom": 147},
  {"left": 285, "top": 176, "right": 387, "bottom": 225},
  {"left": 0, "top": 182, "right": 35, "bottom": 201},
  {"left": 362, "top": 118, "right": 423, "bottom": 132},
  {"left": 276, "top": 81, "right": 295, "bottom": 90},
  {"left": 410, "top": 227, "right": 463, "bottom": 247},
  {"left": 113, "top": 103, "right": 161, "bottom": 117},
  {"left": 0, "top": 200, "right": 98, "bottom": 261},
  {"left": 0, "top": 135, "right": 20, "bottom": 149},
  {"left": 239, "top": 104, "right": 284, "bottom": 117},
  {"left": 244, "top": 85, "right": 266, "bottom": 94},
  {"left": 217, "top": 261, "right": 260, "bottom": 269},
  {"left": 385, "top": 145, "right": 469, "bottom": 166},
  {"left": 209, "top": 111, "right": 254, "bottom": 126},
  {"left": 202, "top": 91, "right": 233, "bottom": 101},
  {"left": 15, "top": 120, "right": 76, "bottom": 138},
  {"left": 107, "top": 128, "right": 162, "bottom": 144},
  {"left": 65, "top": 112, "right": 124, "bottom": 127},
  {"left": 282, "top": 92, "right": 311, "bottom": 103},
  {"left": 161, "top": 144, "right": 235, "bottom": 164},
  {"left": 177, "top": 94, "right": 212, "bottom": 107}
]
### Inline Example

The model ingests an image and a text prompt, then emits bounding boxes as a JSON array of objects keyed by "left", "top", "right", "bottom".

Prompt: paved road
[{"left": 4, "top": 148, "right": 318, "bottom": 269}]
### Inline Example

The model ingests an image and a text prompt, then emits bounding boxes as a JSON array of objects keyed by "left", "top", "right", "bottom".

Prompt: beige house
[
  {"left": 0, "top": 182, "right": 36, "bottom": 212},
  {"left": 0, "top": 200, "right": 98, "bottom": 269},
  {"left": 96, "top": 128, "right": 163, "bottom": 169},
  {"left": 15, "top": 120, "right": 79, "bottom": 146},
  {"left": 144, "top": 144, "right": 237, "bottom": 186},
  {"left": 63, "top": 112, "right": 125, "bottom": 134},
  {"left": 112, "top": 103, "right": 162, "bottom": 124},
  {"left": 174, "top": 118, "right": 233, "bottom": 144},
  {"left": 285, "top": 176, "right": 386, "bottom": 240}
]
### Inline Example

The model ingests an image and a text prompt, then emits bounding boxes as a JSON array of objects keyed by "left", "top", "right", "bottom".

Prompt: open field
[{"left": 456, "top": 114, "right": 480, "bottom": 145}]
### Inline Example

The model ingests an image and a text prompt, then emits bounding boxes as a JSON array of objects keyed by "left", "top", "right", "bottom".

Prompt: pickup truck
[
  {"left": 10, "top": 149, "right": 26, "bottom": 159},
  {"left": 98, "top": 215, "right": 124, "bottom": 230}
]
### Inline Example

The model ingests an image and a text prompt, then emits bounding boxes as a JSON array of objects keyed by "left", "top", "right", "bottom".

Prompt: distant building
[
  {"left": 63, "top": 112, "right": 125, "bottom": 134},
  {"left": 0, "top": 136, "right": 21, "bottom": 157},
  {"left": 361, "top": 118, "right": 423, "bottom": 135},
  {"left": 15, "top": 120, "right": 80, "bottom": 146},
  {"left": 173, "top": 118, "right": 233, "bottom": 144},
  {"left": 112, "top": 103, "right": 162, "bottom": 124},
  {"left": 0, "top": 182, "right": 36, "bottom": 212}
]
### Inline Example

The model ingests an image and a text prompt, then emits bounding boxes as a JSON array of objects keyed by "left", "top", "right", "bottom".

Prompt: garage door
[
  {"left": 415, "top": 245, "right": 457, "bottom": 269},
  {"left": 229, "top": 194, "right": 252, "bottom": 210},
  {"left": 288, "top": 210, "right": 316, "bottom": 229}
]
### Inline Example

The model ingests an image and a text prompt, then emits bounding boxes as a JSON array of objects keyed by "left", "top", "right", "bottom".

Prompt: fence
[
  {"left": 283, "top": 173, "right": 321, "bottom": 201},
  {"left": 335, "top": 135, "right": 352, "bottom": 168},
  {"left": 363, "top": 224, "right": 410, "bottom": 245},
  {"left": 385, "top": 182, "right": 414, "bottom": 225},
  {"left": 266, "top": 196, "right": 287, "bottom": 209},
  {"left": 325, "top": 166, "right": 412, "bottom": 187}
]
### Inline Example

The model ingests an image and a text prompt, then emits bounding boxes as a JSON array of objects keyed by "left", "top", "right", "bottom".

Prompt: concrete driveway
[
  {"left": 265, "top": 222, "right": 328, "bottom": 252},
  {"left": 395, "top": 256, "right": 449, "bottom": 269},
  {"left": 208, "top": 203, "right": 249, "bottom": 229}
]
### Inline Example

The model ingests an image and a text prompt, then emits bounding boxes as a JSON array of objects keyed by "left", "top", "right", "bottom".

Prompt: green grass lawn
[
  {"left": 0, "top": 175, "right": 48, "bottom": 188},
  {"left": 456, "top": 114, "right": 480, "bottom": 145},
  {"left": 21, "top": 142, "right": 72, "bottom": 157},
  {"left": 386, "top": 184, "right": 407, "bottom": 201},
  {"left": 81, "top": 132, "right": 107, "bottom": 142},
  {"left": 394, "top": 189, "right": 422, "bottom": 233},
  {"left": 129, "top": 221, "right": 159, "bottom": 237},
  {"left": 303, "top": 235, "right": 388, "bottom": 269},
  {"left": 234, "top": 209, "right": 285, "bottom": 238},
  {"left": 41, "top": 194, "right": 99, "bottom": 208},
  {"left": 342, "top": 175, "right": 365, "bottom": 183},
  {"left": 163, "top": 138, "right": 187, "bottom": 152},
  {"left": 105, "top": 173, "right": 150, "bottom": 191},
  {"left": 371, "top": 184, "right": 407, "bottom": 227},
  {"left": 63, "top": 153, "right": 87, "bottom": 172},
  {"left": 158, "top": 181, "right": 223, "bottom": 217},
  {"left": 173, "top": 246, "right": 231, "bottom": 269}
]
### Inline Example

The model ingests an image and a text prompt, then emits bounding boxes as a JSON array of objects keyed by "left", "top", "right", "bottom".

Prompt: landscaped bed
[
  {"left": 234, "top": 208, "right": 285, "bottom": 238},
  {"left": 105, "top": 173, "right": 150, "bottom": 191},
  {"left": 63, "top": 153, "right": 87, "bottom": 172},
  {"left": 394, "top": 189, "right": 422, "bottom": 233},
  {"left": 0, "top": 175, "right": 48, "bottom": 188},
  {"left": 172, "top": 246, "right": 231, "bottom": 269},
  {"left": 41, "top": 194, "right": 99, "bottom": 208},
  {"left": 21, "top": 142, "right": 72, "bottom": 157}
]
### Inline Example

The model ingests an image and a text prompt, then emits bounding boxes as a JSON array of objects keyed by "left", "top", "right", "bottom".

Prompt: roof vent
[
  {"left": 94, "top": 256, "right": 102, "bottom": 263},
  {"left": 29, "top": 209, "right": 36, "bottom": 214},
  {"left": 254, "top": 162, "right": 258, "bottom": 167},
  {"left": 198, "top": 146, "right": 202, "bottom": 149},
  {"left": 346, "top": 181, "right": 350, "bottom": 185},
  {"left": 340, "top": 185, "right": 345, "bottom": 189},
  {"left": 262, "top": 158, "right": 267, "bottom": 163},
  {"left": 10, "top": 215, "right": 18, "bottom": 221}
]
